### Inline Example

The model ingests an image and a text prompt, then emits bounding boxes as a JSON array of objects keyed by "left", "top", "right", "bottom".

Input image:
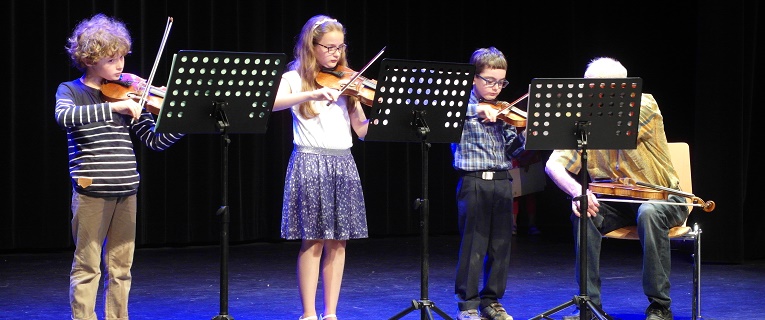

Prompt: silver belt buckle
[{"left": 481, "top": 171, "right": 495, "bottom": 180}]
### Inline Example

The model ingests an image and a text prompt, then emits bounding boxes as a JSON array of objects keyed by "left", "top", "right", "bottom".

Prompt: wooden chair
[{"left": 603, "top": 142, "right": 703, "bottom": 319}]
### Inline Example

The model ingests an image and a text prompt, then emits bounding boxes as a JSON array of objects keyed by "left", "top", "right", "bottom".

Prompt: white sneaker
[{"left": 456, "top": 309, "right": 487, "bottom": 320}]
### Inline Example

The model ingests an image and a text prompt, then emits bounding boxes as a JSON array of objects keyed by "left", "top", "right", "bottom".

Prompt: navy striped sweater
[{"left": 54, "top": 79, "right": 184, "bottom": 198}]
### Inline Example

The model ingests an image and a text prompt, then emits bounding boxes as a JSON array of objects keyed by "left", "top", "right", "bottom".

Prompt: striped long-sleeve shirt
[{"left": 54, "top": 79, "right": 184, "bottom": 198}]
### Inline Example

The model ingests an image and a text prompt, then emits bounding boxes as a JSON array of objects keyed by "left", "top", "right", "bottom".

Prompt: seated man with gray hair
[{"left": 545, "top": 57, "right": 685, "bottom": 320}]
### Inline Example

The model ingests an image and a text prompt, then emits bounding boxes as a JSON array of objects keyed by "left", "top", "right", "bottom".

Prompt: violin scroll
[{"left": 691, "top": 197, "right": 716, "bottom": 212}]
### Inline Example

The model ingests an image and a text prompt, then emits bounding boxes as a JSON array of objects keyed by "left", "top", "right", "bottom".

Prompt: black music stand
[
  {"left": 525, "top": 77, "right": 643, "bottom": 320},
  {"left": 366, "top": 58, "right": 475, "bottom": 320},
  {"left": 155, "top": 50, "right": 287, "bottom": 320}
]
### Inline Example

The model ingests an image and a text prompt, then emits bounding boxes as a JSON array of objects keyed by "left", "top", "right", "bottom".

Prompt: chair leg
[{"left": 692, "top": 223, "right": 702, "bottom": 320}]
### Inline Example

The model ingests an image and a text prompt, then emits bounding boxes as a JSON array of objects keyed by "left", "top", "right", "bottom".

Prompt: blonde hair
[
  {"left": 584, "top": 57, "right": 628, "bottom": 78},
  {"left": 288, "top": 14, "right": 353, "bottom": 119},
  {"left": 66, "top": 13, "right": 131, "bottom": 72},
  {"left": 470, "top": 47, "right": 507, "bottom": 74}
]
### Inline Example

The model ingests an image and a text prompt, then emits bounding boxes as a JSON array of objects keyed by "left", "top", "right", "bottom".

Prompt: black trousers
[{"left": 454, "top": 174, "right": 514, "bottom": 311}]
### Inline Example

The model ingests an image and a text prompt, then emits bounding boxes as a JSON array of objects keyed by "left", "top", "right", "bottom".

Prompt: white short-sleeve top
[{"left": 282, "top": 70, "right": 353, "bottom": 149}]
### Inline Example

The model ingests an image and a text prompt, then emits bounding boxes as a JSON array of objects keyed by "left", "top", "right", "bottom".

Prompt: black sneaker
[
  {"left": 645, "top": 304, "right": 673, "bottom": 320},
  {"left": 480, "top": 302, "right": 513, "bottom": 320}
]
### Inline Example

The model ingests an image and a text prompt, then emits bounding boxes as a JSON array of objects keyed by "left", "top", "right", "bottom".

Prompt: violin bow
[
  {"left": 497, "top": 93, "right": 529, "bottom": 117},
  {"left": 336, "top": 46, "right": 386, "bottom": 97},
  {"left": 600, "top": 178, "right": 715, "bottom": 211},
  {"left": 138, "top": 17, "right": 173, "bottom": 111},
  {"left": 595, "top": 198, "right": 701, "bottom": 207},
  {"left": 617, "top": 177, "right": 695, "bottom": 198}
]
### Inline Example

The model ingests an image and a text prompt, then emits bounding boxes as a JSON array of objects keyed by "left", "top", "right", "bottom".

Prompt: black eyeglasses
[
  {"left": 475, "top": 74, "right": 509, "bottom": 88},
  {"left": 315, "top": 43, "right": 347, "bottom": 55}
]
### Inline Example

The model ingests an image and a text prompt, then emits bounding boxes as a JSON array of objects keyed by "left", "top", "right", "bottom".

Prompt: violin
[
  {"left": 479, "top": 93, "right": 528, "bottom": 128},
  {"left": 316, "top": 65, "right": 377, "bottom": 106},
  {"left": 101, "top": 73, "right": 165, "bottom": 115},
  {"left": 589, "top": 182, "right": 665, "bottom": 200},
  {"left": 589, "top": 181, "right": 716, "bottom": 212},
  {"left": 100, "top": 16, "right": 174, "bottom": 117}
]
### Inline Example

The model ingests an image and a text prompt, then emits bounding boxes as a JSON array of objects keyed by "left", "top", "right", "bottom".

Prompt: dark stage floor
[{"left": 1, "top": 234, "right": 763, "bottom": 319}]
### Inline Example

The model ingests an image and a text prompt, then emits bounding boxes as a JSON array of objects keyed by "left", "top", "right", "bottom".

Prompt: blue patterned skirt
[{"left": 280, "top": 145, "right": 368, "bottom": 240}]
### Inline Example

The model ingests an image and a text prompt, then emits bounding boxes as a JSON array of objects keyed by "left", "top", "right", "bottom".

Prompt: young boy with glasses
[{"left": 451, "top": 47, "right": 525, "bottom": 320}]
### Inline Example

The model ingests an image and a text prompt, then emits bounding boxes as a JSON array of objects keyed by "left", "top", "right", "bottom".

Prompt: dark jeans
[
  {"left": 455, "top": 175, "right": 514, "bottom": 311},
  {"left": 572, "top": 194, "right": 689, "bottom": 309}
]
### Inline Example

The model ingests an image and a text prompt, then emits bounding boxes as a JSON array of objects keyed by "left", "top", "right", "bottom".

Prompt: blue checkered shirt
[{"left": 451, "top": 92, "right": 525, "bottom": 172}]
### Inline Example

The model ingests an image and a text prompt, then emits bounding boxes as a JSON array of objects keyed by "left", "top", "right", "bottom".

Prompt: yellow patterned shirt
[{"left": 547, "top": 93, "right": 681, "bottom": 190}]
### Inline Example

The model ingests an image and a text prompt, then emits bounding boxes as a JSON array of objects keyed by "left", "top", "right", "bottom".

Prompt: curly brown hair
[{"left": 66, "top": 13, "right": 131, "bottom": 72}]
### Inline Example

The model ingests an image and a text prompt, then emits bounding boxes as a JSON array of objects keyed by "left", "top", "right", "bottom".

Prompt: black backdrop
[{"left": 2, "top": 0, "right": 762, "bottom": 263}]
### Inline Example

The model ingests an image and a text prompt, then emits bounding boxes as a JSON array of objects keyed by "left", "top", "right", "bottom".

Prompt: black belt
[{"left": 461, "top": 170, "right": 511, "bottom": 180}]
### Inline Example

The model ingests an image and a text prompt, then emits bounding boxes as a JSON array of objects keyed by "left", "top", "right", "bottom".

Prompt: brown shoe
[
  {"left": 645, "top": 305, "right": 673, "bottom": 320},
  {"left": 480, "top": 302, "right": 513, "bottom": 320}
]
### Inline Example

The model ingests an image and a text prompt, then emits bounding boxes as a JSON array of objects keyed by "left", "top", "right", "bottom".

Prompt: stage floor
[{"left": 1, "top": 234, "right": 763, "bottom": 319}]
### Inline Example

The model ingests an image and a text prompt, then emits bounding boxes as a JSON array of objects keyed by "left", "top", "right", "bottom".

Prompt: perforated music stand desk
[
  {"left": 365, "top": 58, "right": 473, "bottom": 143},
  {"left": 526, "top": 77, "right": 642, "bottom": 320},
  {"left": 155, "top": 50, "right": 287, "bottom": 320},
  {"left": 156, "top": 50, "right": 285, "bottom": 134},
  {"left": 525, "top": 77, "right": 643, "bottom": 150},
  {"left": 368, "top": 58, "right": 474, "bottom": 320}
]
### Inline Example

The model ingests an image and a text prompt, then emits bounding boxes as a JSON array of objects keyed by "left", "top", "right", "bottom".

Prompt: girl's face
[
  {"left": 473, "top": 68, "right": 507, "bottom": 101},
  {"left": 89, "top": 53, "right": 125, "bottom": 82},
  {"left": 314, "top": 30, "right": 345, "bottom": 69}
]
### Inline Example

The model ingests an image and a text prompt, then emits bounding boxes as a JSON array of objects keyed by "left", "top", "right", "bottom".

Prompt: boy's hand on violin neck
[{"left": 110, "top": 99, "right": 143, "bottom": 120}]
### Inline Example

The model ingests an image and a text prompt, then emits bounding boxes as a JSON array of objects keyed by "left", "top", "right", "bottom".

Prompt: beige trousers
[{"left": 69, "top": 191, "right": 137, "bottom": 320}]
